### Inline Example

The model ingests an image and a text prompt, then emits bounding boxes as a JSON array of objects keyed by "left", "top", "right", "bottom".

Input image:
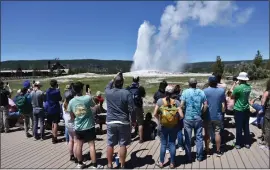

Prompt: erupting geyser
[{"left": 131, "top": 1, "right": 253, "bottom": 72}]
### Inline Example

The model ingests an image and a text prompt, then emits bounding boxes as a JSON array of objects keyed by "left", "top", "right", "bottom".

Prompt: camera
[{"left": 233, "top": 76, "right": 238, "bottom": 82}]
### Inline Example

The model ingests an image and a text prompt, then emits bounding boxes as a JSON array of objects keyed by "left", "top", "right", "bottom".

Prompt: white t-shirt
[{"left": 62, "top": 105, "right": 74, "bottom": 130}]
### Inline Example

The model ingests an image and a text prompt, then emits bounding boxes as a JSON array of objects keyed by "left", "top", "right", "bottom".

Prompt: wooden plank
[
  {"left": 20, "top": 142, "right": 67, "bottom": 168},
  {"left": 146, "top": 139, "right": 160, "bottom": 169},
  {"left": 222, "top": 138, "right": 237, "bottom": 169},
  {"left": 2, "top": 122, "right": 270, "bottom": 169},
  {"left": 138, "top": 140, "right": 156, "bottom": 169},
  {"left": 1, "top": 139, "right": 55, "bottom": 168}
]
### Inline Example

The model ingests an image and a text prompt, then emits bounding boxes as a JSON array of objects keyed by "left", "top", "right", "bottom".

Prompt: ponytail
[
  {"left": 166, "top": 96, "right": 171, "bottom": 108},
  {"left": 63, "top": 98, "right": 70, "bottom": 112}
]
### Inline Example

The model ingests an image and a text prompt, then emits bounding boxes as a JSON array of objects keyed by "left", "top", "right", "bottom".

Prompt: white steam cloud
[{"left": 131, "top": 1, "right": 254, "bottom": 72}]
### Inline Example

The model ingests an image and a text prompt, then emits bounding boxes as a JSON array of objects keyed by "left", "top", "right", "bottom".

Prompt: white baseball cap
[
  {"left": 34, "top": 81, "right": 42, "bottom": 86},
  {"left": 237, "top": 72, "right": 249, "bottom": 81},
  {"left": 165, "top": 85, "right": 174, "bottom": 93}
]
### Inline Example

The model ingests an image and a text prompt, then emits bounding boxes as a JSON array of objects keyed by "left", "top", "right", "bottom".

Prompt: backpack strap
[
  {"left": 162, "top": 98, "right": 168, "bottom": 106},
  {"left": 169, "top": 99, "right": 176, "bottom": 106}
]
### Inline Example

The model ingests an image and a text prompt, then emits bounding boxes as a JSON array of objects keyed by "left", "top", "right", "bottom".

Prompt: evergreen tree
[
  {"left": 212, "top": 56, "right": 224, "bottom": 75},
  {"left": 253, "top": 50, "right": 263, "bottom": 68}
]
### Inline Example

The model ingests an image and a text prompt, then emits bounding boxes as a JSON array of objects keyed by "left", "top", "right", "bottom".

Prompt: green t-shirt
[
  {"left": 67, "top": 95, "right": 95, "bottom": 131},
  {"left": 232, "top": 83, "right": 251, "bottom": 112}
]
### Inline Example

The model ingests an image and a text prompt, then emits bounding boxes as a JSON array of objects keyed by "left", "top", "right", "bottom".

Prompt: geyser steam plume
[{"left": 131, "top": 1, "right": 253, "bottom": 72}]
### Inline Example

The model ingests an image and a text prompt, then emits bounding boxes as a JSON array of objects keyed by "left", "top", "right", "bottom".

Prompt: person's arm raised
[{"left": 261, "top": 91, "right": 269, "bottom": 108}]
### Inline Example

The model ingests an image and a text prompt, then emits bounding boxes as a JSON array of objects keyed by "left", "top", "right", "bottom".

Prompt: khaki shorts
[
  {"left": 207, "top": 120, "right": 222, "bottom": 133},
  {"left": 135, "top": 107, "right": 144, "bottom": 126}
]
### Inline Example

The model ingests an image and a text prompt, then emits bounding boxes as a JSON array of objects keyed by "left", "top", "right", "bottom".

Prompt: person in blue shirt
[
  {"left": 181, "top": 78, "right": 207, "bottom": 162},
  {"left": 46, "top": 79, "right": 62, "bottom": 144},
  {"left": 204, "top": 76, "right": 226, "bottom": 157}
]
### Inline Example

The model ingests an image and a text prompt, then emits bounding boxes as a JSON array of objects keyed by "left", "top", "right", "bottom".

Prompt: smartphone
[
  {"left": 6, "top": 82, "right": 9, "bottom": 86},
  {"left": 33, "top": 80, "right": 35, "bottom": 84},
  {"left": 86, "top": 84, "right": 90, "bottom": 93}
]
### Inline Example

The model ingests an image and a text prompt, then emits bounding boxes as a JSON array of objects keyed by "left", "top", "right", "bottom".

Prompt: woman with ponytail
[
  {"left": 154, "top": 85, "right": 184, "bottom": 169},
  {"left": 62, "top": 94, "right": 77, "bottom": 162}
]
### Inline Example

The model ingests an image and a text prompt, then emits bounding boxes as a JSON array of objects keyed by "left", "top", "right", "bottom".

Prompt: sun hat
[
  {"left": 165, "top": 85, "right": 174, "bottom": 93},
  {"left": 237, "top": 72, "right": 249, "bottom": 81}
]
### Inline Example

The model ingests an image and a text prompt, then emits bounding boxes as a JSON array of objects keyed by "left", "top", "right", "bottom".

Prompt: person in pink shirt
[
  {"left": 226, "top": 91, "right": 235, "bottom": 116},
  {"left": 8, "top": 98, "right": 17, "bottom": 113}
]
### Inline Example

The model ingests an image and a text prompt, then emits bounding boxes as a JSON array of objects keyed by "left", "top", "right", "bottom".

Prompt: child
[
  {"left": 226, "top": 90, "right": 235, "bottom": 116},
  {"left": 143, "top": 112, "right": 157, "bottom": 141}
]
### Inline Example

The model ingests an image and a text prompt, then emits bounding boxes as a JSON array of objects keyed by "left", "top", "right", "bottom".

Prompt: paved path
[{"left": 1, "top": 119, "right": 269, "bottom": 169}]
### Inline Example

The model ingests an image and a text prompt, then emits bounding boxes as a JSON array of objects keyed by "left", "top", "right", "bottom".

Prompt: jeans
[
  {"left": 160, "top": 126, "right": 177, "bottom": 164},
  {"left": 234, "top": 110, "right": 250, "bottom": 146},
  {"left": 65, "top": 127, "right": 69, "bottom": 142},
  {"left": 0, "top": 106, "right": 9, "bottom": 131},
  {"left": 184, "top": 118, "right": 204, "bottom": 161},
  {"left": 33, "top": 113, "right": 45, "bottom": 139},
  {"left": 23, "top": 114, "right": 33, "bottom": 135},
  {"left": 177, "top": 121, "right": 184, "bottom": 148}
]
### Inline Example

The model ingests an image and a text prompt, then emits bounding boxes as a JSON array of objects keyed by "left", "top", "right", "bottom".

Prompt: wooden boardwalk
[{"left": 1, "top": 120, "right": 269, "bottom": 169}]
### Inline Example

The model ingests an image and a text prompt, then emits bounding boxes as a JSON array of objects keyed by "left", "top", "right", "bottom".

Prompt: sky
[{"left": 1, "top": 1, "right": 269, "bottom": 62}]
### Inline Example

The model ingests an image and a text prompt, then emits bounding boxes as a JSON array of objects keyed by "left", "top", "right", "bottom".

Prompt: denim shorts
[
  {"left": 107, "top": 123, "right": 131, "bottom": 147},
  {"left": 207, "top": 120, "right": 222, "bottom": 133}
]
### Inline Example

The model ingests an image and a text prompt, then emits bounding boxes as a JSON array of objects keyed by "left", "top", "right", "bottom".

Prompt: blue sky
[{"left": 1, "top": 1, "right": 269, "bottom": 62}]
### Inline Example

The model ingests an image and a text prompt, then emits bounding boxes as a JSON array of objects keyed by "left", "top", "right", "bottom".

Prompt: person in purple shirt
[{"left": 46, "top": 79, "right": 62, "bottom": 144}]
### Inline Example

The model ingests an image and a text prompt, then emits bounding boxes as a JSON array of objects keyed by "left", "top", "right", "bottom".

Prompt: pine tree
[
  {"left": 253, "top": 50, "right": 263, "bottom": 68},
  {"left": 212, "top": 56, "right": 224, "bottom": 75}
]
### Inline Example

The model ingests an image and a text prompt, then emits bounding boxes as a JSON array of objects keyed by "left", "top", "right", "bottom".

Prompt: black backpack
[
  {"left": 127, "top": 84, "right": 143, "bottom": 107},
  {"left": 0, "top": 89, "right": 9, "bottom": 106}
]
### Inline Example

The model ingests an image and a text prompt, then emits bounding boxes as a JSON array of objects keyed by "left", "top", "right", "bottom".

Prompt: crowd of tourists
[{"left": 0, "top": 71, "right": 269, "bottom": 169}]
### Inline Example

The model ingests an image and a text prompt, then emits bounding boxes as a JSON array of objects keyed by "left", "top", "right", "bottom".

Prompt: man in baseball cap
[{"left": 180, "top": 78, "right": 207, "bottom": 162}]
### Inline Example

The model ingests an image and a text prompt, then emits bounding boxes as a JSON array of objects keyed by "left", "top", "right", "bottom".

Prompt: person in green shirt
[
  {"left": 231, "top": 72, "right": 252, "bottom": 149},
  {"left": 67, "top": 82, "right": 102, "bottom": 169}
]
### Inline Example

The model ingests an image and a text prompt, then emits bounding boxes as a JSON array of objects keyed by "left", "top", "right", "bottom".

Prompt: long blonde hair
[{"left": 63, "top": 98, "right": 71, "bottom": 112}]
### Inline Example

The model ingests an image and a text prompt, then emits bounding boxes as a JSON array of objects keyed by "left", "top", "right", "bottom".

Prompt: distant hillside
[{"left": 0, "top": 59, "right": 267, "bottom": 74}]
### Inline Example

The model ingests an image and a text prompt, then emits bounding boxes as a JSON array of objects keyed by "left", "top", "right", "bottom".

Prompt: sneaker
[
  {"left": 52, "top": 137, "right": 58, "bottom": 144},
  {"left": 4, "top": 129, "right": 10, "bottom": 133},
  {"left": 89, "top": 164, "right": 103, "bottom": 169},
  {"left": 216, "top": 151, "right": 223, "bottom": 157},
  {"left": 258, "top": 135, "right": 263, "bottom": 139},
  {"left": 26, "top": 133, "right": 31, "bottom": 138},
  {"left": 70, "top": 155, "right": 76, "bottom": 161},
  {"left": 166, "top": 149, "right": 169, "bottom": 154},
  {"left": 245, "top": 144, "right": 251, "bottom": 149},
  {"left": 235, "top": 145, "right": 241, "bottom": 149},
  {"left": 139, "top": 140, "right": 144, "bottom": 144},
  {"left": 259, "top": 141, "right": 266, "bottom": 145},
  {"left": 178, "top": 147, "right": 184, "bottom": 152},
  {"left": 76, "top": 163, "right": 86, "bottom": 169},
  {"left": 205, "top": 150, "right": 211, "bottom": 157}
]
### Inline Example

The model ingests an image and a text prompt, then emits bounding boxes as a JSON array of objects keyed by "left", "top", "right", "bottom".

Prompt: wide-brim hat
[{"left": 237, "top": 72, "right": 249, "bottom": 81}]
